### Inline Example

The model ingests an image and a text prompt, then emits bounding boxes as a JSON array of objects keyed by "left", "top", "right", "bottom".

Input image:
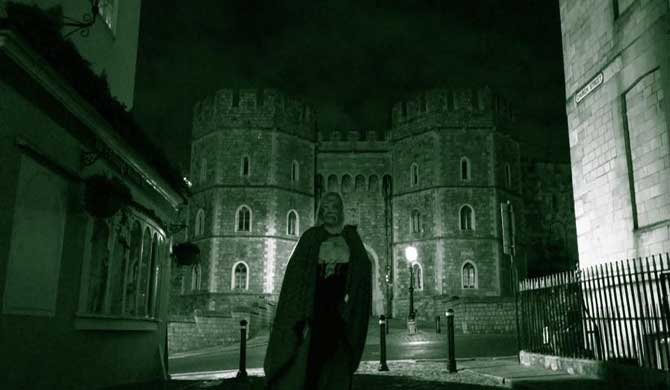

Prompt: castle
[{"left": 168, "top": 86, "right": 577, "bottom": 350}]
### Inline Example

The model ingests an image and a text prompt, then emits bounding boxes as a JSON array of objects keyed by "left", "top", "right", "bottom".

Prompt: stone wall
[
  {"left": 559, "top": 0, "right": 670, "bottom": 266},
  {"left": 167, "top": 311, "right": 250, "bottom": 354},
  {"left": 437, "top": 297, "right": 517, "bottom": 334}
]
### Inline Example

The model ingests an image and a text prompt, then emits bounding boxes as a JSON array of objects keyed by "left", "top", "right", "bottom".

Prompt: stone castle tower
[
  {"left": 186, "top": 88, "right": 316, "bottom": 313},
  {"left": 179, "top": 86, "right": 526, "bottom": 325}
]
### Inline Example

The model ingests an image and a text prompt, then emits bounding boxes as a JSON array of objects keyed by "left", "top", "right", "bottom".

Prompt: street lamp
[{"left": 405, "top": 246, "right": 417, "bottom": 322}]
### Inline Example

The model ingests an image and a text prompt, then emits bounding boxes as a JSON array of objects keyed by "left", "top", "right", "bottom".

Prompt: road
[{"left": 168, "top": 321, "right": 517, "bottom": 375}]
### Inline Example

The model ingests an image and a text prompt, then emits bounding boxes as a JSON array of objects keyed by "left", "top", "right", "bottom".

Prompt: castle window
[
  {"left": 287, "top": 210, "right": 299, "bottom": 236},
  {"left": 412, "top": 263, "right": 423, "bottom": 290},
  {"left": 341, "top": 174, "right": 353, "bottom": 193},
  {"left": 291, "top": 160, "right": 300, "bottom": 182},
  {"left": 194, "top": 209, "right": 205, "bottom": 237},
  {"left": 459, "top": 205, "right": 475, "bottom": 231},
  {"left": 368, "top": 175, "right": 379, "bottom": 192},
  {"left": 98, "top": 0, "right": 118, "bottom": 34},
  {"left": 191, "top": 264, "right": 201, "bottom": 291},
  {"left": 327, "top": 174, "right": 339, "bottom": 192},
  {"left": 410, "top": 163, "right": 419, "bottom": 187},
  {"left": 355, "top": 175, "right": 366, "bottom": 192},
  {"left": 231, "top": 262, "right": 249, "bottom": 290},
  {"left": 123, "top": 222, "right": 142, "bottom": 316},
  {"left": 462, "top": 262, "right": 477, "bottom": 289},
  {"left": 460, "top": 157, "right": 471, "bottom": 181},
  {"left": 241, "top": 155, "right": 250, "bottom": 177},
  {"left": 410, "top": 209, "right": 422, "bottom": 233},
  {"left": 236, "top": 205, "right": 252, "bottom": 232},
  {"left": 505, "top": 163, "right": 512, "bottom": 189}
]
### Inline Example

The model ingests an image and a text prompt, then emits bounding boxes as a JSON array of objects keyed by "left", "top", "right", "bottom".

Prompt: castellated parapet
[
  {"left": 391, "top": 87, "right": 514, "bottom": 140},
  {"left": 192, "top": 88, "right": 317, "bottom": 141},
  {"left": 317, "top": 129, "right": 390, "bottom": 153}
]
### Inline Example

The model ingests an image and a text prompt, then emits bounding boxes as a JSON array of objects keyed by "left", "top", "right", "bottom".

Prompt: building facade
[
  {"left": 559, "top": 0, "right": 670, "bottom": 266},
  {"left": 174, "top": 86, "right": 533, "bottom": 338},
  {"left": 0, "top": 1, "right": 185, "bottom": 388}
]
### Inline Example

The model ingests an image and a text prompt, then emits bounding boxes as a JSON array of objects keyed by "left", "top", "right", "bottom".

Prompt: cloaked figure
[{"left": 264, "top": 192, "right": 372, "bottom": 389}]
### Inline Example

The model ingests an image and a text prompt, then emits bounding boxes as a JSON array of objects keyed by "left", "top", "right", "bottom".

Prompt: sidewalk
[{"left": 165, "top": 357, "right": 608, "bottom": 389}]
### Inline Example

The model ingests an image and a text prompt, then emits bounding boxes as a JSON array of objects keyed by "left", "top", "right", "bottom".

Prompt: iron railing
[{"left": 519, "top": 253, "right": 670, "bottom": 371}]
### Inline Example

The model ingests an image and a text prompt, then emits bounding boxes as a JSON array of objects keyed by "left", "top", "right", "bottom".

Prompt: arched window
[
  {"left": 287, "top": 210, "right": 299, "bottom": 236},
  {"left": 368, "top": 175, "right": 379, "bottom": 192},
  {"left": 410, "top": 163, "right": 419, "bottom": 186},
  {"left": 460, "top": 157, "right": 471, "bottom": 181},
  {"left": 412, "top": 263, "right": 423, "bottom": 290},
  {"left": 231, "top": 261, "right": 249, "bottom": 290},
  {"left": 291, "top": 160, "right": 300, "bottom": 182},
  {"left": 191, "top": 264, "right": 201, "bottom": 291},
  {"left": 505, "top": 163, "right": 512, "bottom": 189},
  {"left": 355, "top": 175, "right": 366, "bottom": 191},
  {"left": 459, "top": 205, "right": 475, "bottom": 231},
  {"left": 241, "top": 155, "right": 250, "bottom": 177},
  {"left": 341, "top": 174, "right": 353, "bottom": 193},
  {"left": 462, "top": 262, "right": 477, "bottom": 289},
  {"left": 236, "top": 205, "right": 252, "bottom": 232},
  {"left": 124, "top": 221, "right": 142, "bottom": 316},
  {"left": 410, "top": 209, "right": 421, "bottom": 233},
  {"left": 87, "top": 219, "right": 111, "bottom": 314},
  {"left": 327, "top": 174, "right": 339, "bottom": 192},
  {"left": 194, "top": 208, "right": 205, "bottom": 236}
]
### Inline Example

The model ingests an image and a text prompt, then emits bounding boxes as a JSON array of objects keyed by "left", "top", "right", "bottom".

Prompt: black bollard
[
  {"left": 436, "top": 315, "right": 441, "bottom": 334},
  {"left": 236, "top": 319, "right": 248, "bottom": 380},
  {"left": 446, "top": 309, "right": 456, "bottom": 373},
  {"left": 379, "top": 315, "right": 389, "bottom": 371}
]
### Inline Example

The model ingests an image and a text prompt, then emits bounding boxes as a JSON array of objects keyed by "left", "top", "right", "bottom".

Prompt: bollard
[
  {"left": 435, "top": 315, "right": 441, "bottom": 334},
  {"left": 378, "top": 315, "right": 389, "bottom": 371},
  {"left": 446, "top": 309, "right": 456, "bottom": 373},
  {"left": 236, "top": 320, "right": 248, "bottom": 380}
]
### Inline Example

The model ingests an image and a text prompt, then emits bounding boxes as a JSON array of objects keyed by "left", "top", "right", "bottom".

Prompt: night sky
[{"left": 133, "top": 0, "right": 568, "bottom": 173}]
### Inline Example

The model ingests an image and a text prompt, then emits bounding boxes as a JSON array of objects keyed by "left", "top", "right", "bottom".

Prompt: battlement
[
  {"left": 390, "top": 87, "right": 515, "bottom": 136},
  {"left": 192, "top": 88, "right": 317, "bottom": 140},
  {"left": 316, "top": 129, "right": 390, "bottom": 153}
]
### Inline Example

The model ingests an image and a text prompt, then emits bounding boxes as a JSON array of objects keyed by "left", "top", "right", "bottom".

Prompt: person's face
[{"left": 321, "top": 195, "right": 342, "bottom": 227}]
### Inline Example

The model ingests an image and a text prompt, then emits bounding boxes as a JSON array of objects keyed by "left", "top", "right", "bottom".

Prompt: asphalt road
[{"left": 168, "top": 332, "right": 517, "bottom": 375}]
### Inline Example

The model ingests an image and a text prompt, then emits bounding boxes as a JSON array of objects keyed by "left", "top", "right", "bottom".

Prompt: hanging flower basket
[
  {"left": 84, "top": 175, "right": 132, "bottom": 218},
  {"left": 173, "top": 242, "right": 200, "bottom": 266}
]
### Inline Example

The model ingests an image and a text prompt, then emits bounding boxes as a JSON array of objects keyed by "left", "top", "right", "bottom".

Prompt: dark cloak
[{"left": 264, "top": 224, "right": 372, "bottom": 389}]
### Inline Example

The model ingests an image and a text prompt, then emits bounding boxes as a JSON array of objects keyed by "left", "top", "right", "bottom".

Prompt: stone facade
[
  {"left": 170, "top": 86, "right": 572, "bottom": 349},
  {"left": 559, "top": 0, "right": 670, "bottom": 266},
  {"left": 522, "top": 160, "right": 579, "bottom": 276}
]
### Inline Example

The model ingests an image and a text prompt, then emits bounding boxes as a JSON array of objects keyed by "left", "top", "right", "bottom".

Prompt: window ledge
[{"left": 74, "top": 313, "right": 160, "bottom": 331}]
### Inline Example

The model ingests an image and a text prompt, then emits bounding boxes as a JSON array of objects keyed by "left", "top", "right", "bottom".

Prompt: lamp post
[{"left": 405, "top": 246, "right": 417, "bottom": 334}]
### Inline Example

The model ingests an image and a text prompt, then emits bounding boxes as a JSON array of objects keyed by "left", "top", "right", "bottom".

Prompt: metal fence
[{"left": 519, "top": 253, "right": 670, "bottom": 371}]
